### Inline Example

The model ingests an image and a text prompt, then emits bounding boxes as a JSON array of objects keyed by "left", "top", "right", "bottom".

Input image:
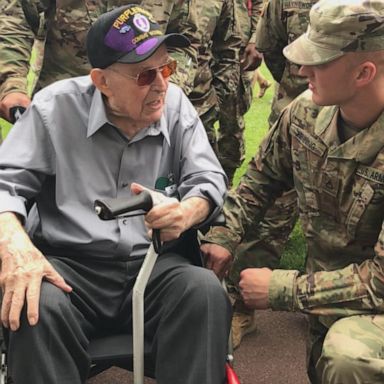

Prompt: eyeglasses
[{"left": 108, "top": 60, "right": 177, "bottom": 86}]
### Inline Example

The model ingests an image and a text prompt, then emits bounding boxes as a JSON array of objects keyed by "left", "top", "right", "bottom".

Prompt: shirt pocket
[{"left": 345, "top": 180, "right": 384, "bottom": 244}]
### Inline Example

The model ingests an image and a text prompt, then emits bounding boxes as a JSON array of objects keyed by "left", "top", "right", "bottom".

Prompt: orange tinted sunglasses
[{"left": 109, "top": 59, "right": 177, "bottom": 86}]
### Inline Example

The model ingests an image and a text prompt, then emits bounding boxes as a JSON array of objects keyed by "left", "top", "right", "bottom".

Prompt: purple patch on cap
[
  {"left": 104, "top": 24, "right": 136, "bottom": 52},
  {"left": 136, "top": 37, "right": 159, "bottom": 55}
]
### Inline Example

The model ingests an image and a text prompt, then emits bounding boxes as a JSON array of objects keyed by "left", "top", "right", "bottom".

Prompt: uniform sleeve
[
  {"left": 248, "top": 0, "right": 264, "bottom": 44},
  {"left": 204, "top": 108, "right": 294, "bottom": 254},
  {"left": 0, "top": 0, "right": 34, "bottom": 99},
  {"left": 255, "top": 0, "right": 287, "bottom": 82},
  {"left": 0, "top": 0, "right": 53, "bottom": 100},
  {"left": 270, "top": 233, "right": 384, "bottom": 317},
  {"left": 164, "top": 1, "right": 200, "bottom": 95}
]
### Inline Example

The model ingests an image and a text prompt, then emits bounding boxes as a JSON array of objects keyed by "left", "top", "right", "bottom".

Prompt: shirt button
[{"left": 122, "top": 219, "right": 128, "bottom": 225}]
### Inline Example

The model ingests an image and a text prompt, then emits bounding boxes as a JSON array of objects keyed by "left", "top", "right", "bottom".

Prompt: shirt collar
[
  {"left": 315, "top": 106, "right": 384, "bottom": 162},
  {"left": 86, "top": 88, "right": 170, "bottom": 146},
  {"left": 87, "top": 88, "right": 110, "bottom": 137}
]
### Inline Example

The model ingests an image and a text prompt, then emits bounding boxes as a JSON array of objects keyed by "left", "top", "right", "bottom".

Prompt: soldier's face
[
  {"left": 104, "top": 45, "right": 170, "bottom": 128},
  {"left": 299, "top": 55, "right": 358, "bottom": 107}
]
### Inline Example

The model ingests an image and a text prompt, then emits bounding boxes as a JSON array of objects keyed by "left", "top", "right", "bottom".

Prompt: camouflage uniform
[
  {"left": 210, "top": 0, "right": 263, "bottom": 183},
  {"left": 256, "top": 0, "right": 315, "bottom": 126},
  {"left": 0, "top": 0, "right": 199, "bottom": 99},
  {"left": 207, "top": 0, "right": 384, "bottom": 381},
  {"left": 228, "top": 0, "right": 317, "bottom": 288},
  {"left": 188, "top": 0, "right": 241, "bottom": 150}
]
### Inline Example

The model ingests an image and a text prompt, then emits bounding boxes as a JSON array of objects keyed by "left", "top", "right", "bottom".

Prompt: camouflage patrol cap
[
  {"left": 283, "top": 0, "right": 384, "bottom": 66},
  {"left": 86, "top": 5, "right": 190, "bottom": 68}
]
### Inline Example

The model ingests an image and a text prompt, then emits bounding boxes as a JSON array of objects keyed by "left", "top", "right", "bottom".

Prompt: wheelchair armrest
[
  {"left": 212, "top": 212, "right": 225, "bottom": 227},
  {"left": 199, "top": 212, "right": 226, "bottom": 235}
]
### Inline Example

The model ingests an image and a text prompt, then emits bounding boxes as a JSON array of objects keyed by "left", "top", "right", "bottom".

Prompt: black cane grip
[{"left": 94, "top": 190, "right": 153, "bottom": 220}]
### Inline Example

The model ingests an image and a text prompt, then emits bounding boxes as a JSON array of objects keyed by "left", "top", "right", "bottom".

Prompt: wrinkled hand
[
  {"left": 241, "top": 44, "right": 263, "bottom": 71},
  {"left": 131, "top": 182, "right": 187, "bottom": 242},
  {"left": 239, "top": 267, "right": 272, "bottom": 309},
  {"left": 200, "top": 243, "right": 233, "bottom": 281},
  {"left": 0, "top": 92, "right": 31, "bottom": 122},
  {"left": 0, "top": 215, "right": 72, "bottom": 331}
]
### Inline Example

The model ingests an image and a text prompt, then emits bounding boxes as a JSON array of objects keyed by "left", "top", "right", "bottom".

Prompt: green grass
[
  {"left": 0, "top": 64, "right": 306, "bottom": 271},
  {"left": 0, "top": 119, "right": 11, "bottom": 138}
]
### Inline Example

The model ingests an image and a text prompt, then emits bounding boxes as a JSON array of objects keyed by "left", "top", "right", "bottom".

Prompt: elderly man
[
  {"left": 0, "top": 5, "right": 231, "bottom": 384},
  {"left": 202, "top": 0, "right": 384, "bottom": 382}
]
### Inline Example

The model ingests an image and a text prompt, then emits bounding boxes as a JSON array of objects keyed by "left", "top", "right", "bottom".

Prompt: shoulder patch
[
  {"left": 283, "top": 0, "right": 315, "bottom": 9},
  {"left": 291, "top": 124, "right": 326, "bottom": 157},
  {"left": 356, "top": 165, "right": 384, "bottom": 185}
]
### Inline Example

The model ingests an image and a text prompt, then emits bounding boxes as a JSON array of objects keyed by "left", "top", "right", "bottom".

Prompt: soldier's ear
[
  {"left": 90, "top": 68, "right": 112, "bottom": 96},
  {"left": 355, "top": 61, "right": 376, "bottom": 87}
]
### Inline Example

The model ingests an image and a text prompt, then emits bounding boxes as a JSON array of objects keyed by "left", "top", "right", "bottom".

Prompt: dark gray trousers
[{"left": 7, "top": 252, "right": 231, "bottom": 384}]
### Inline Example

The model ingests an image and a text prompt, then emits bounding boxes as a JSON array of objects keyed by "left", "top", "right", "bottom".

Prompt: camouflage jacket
[
  {"left": 0, "top": 0, "right": 199, "bottom": 100},
  {"left": 206, "top": 90, "right": 384, "bottom": 320},
  {"left": 188, "top": 0, "right": 241, "bottom": 116},
  {"left": 255, "top": 0, "right": 316, "bottom": 119},
  {"left": 234, "top": 0, "right": 263, "bottom": 47}
]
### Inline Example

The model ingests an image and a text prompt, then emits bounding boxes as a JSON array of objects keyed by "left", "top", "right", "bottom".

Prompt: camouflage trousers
[
  {"left": 215, "top": 72, "right": 253, "bottom": 184},
  {"left": 227, "top": 189, "right": 299, "bottom": 298},
  {"left": 308, "top": 314, "right": 384, "bottom": 383},
  {"left": 200, "top": 104, "right": 220, "bottom": 154}
]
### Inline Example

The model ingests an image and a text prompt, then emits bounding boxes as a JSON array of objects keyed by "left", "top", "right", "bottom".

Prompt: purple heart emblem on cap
[{"left": 104, "top": 24, "right": 136, "bottom": 52}]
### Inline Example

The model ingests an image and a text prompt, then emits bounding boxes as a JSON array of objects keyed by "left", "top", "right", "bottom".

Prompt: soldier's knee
[
  {"left": 317, "top": 349, "right": 359, "bottom": 383},
  {"left": 316, "top": 317, "right": 372, "bottom": 384}
]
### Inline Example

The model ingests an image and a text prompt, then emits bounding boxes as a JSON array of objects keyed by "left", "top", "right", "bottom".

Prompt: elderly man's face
[{"left": 103, "top": 44, "right": 171, "bottom": 129}]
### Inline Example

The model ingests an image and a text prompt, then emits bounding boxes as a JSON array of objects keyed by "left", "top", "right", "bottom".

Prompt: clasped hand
[
  {"left": 131, "top": 182, "right": 190, "bottom": 242},
  {"left": 239, "top": 267, "right": 273, "bottom": 309}
]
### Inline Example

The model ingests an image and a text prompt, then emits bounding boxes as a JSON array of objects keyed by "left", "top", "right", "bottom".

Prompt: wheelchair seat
[{"left": 88, "top": 333, "right": 155, "bottom": 378}]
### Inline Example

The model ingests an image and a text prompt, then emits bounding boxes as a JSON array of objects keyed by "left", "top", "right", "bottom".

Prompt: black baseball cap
[{"left": 86, "top": 5, "right": 190, "bottom": 69}]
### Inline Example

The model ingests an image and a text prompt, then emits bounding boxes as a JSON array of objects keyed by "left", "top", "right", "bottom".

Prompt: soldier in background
[
  {"left": 209, "top": 0, "right": 263, "bottom": 184},
  {"left": 228, "top": 0, "right": 316, "bottom": 349},
  {"left": 0, "top": 0, "right": 200, "bottom": 126},
  {"left": 202, "top": 0, "right": 384, "bottom": 382},
  {"left": 188, "top": 0, "right": 242, "bottom": 152},
  {"left": 257, "top": 0, "right": 316, "bottom": 127}
]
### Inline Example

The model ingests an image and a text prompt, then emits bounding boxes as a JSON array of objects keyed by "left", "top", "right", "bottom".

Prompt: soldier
[
  {"left": 257, "top": 0, "right": 317, "bottom": 126},
  {"left": 210, "top": 0, "right": 263, "bottom": 184},
  {"left": 202, "top": 0, "right": 384, "bottom": 382},
  {"left": 0, "top": 0, "right": 200, "bottom": 126},
  {"left": 188, "top": 0, "right": 242, "bottom": 152},
  {"left": 228, "top": 0, "right": 317, "bottom": 349}
]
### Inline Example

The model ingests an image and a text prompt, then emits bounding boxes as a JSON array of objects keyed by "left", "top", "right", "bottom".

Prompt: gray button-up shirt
[{"left": 0, "top": 76, "right": 227, "bottom": 259}]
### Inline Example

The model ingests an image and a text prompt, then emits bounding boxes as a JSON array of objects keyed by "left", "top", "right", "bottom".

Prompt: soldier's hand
[
  {"left": 0, "top": 92, "right": 31, "bottom": 123},
  {"left": 239, "top": 267, "right": 272, "bottom": 309},
  {"left": 201, "top": 243, "right": 233, "bottom": 281},
  {"left": 241, "top": 43, "right": 263, "bottom": 71},
  {"left": 0, "top": 213, "right": 72, "bottom": 331}
]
